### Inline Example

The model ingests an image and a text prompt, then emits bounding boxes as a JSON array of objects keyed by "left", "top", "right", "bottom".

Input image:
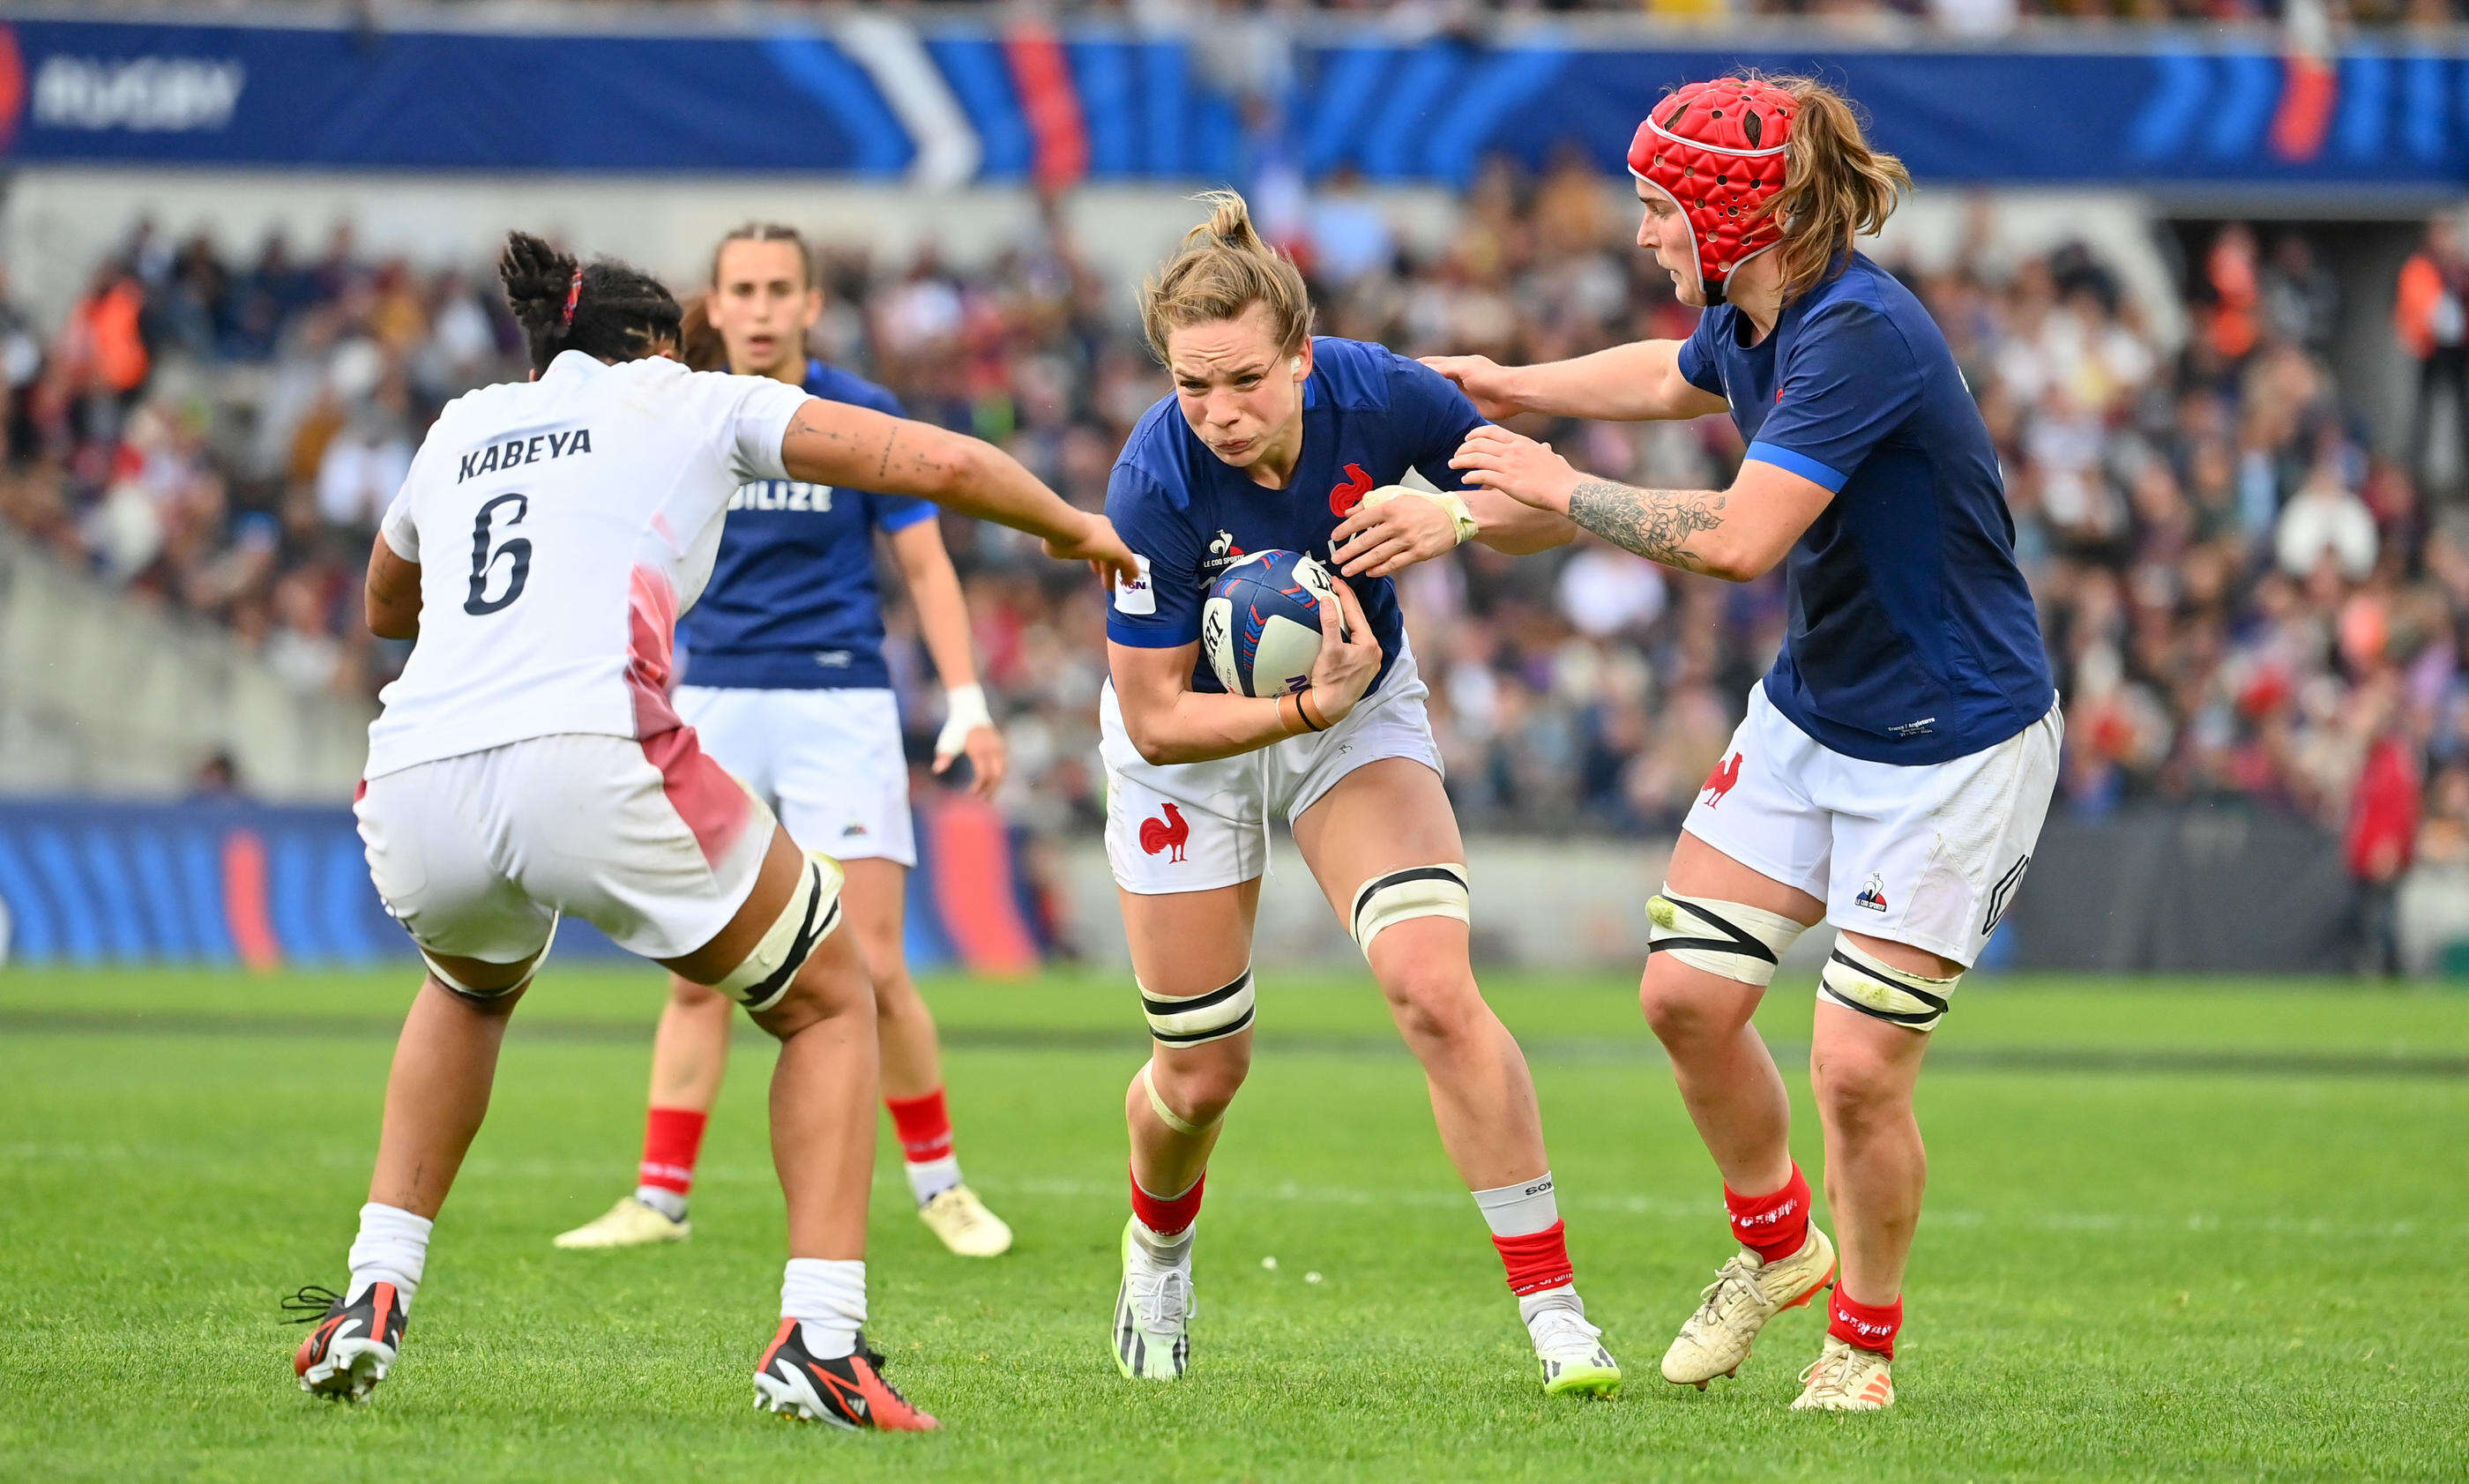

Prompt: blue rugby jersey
[
  {"left": 675, "top": 360, "right": 935, "bottom": 691},
  {"left": 1105, "top": 336, "right": 1484, "bottom": 696},
  {"left": 1678, "top": 252, "right": 2055, "bottom": 764}
]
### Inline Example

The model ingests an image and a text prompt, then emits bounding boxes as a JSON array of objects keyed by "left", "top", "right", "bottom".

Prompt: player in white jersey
[
  {"left": 287, "top": 232, "right": 1135, "bottom": 1431},
  {"left": 552, "top": 224, "right": 1013, "bottom": 1260}
]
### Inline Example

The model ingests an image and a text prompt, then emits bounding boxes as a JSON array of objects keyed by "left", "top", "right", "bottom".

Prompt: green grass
[{"left": 4, "top": 965, "right": 2465, "bottom": 1480}]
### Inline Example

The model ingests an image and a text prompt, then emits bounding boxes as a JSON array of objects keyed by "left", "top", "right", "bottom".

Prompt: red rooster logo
[
  {"left": 1138, "top": 802, "right": 1190, "bottom": 862},
  {"left": 1700, "top": 751, "right": 1742, "bottom": 808},
  {"left": 1329, "top": 463, "right": 1374, "bottom": 518}
]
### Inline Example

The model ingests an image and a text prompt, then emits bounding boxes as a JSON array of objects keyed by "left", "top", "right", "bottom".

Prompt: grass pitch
[{"left": 4, "top": 964, "right": 2465, "bottom": 1480}]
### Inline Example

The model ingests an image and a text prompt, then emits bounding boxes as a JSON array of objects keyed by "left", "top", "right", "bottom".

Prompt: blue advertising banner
[
  {"left": 0, "top": 795, "right": 1036, "bottom": 973},
  {"left": 0, "top": 14, "right": 2462, "bottom": 190}
]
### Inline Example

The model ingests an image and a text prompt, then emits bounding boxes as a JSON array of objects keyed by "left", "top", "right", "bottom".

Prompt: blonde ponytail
[
  {"left": 1762, "top": 78, "right": 1910, "bottom": 302},
  {"left": 1139, "top": 190, "right": 1315, "bottom": 362}
]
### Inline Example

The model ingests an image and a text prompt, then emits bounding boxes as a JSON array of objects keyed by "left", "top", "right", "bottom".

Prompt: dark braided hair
[{"left": 497, "top": 231, "right": 683, "bottom": 376}]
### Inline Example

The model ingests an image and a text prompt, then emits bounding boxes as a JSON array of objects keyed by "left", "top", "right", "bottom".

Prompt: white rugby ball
[{"left": 1202, "top": 549, "right": 1339, "bottom": 697}]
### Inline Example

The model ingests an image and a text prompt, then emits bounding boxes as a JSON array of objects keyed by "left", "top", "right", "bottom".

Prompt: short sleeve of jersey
[
  {"left": 1104, "top": 464, "right": 1204, "bottom": 648},
  {"left": 723, "top": 375, "right": 815, "bottom": 484},
  {"left": 1745, "top": 302, "right": 1923, "bottom": 494},
  {"left": 378, "top": 439, "right": 432, "bottom": 562},
  {"left": 1675, "top": 309, "right": 1727, "bottom": 399},
  {"left": 1388, "top": 352, "right": 1487, "bottom": 492}
]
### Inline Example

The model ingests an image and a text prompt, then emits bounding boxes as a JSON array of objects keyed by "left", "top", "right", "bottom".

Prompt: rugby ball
[{"left": 1203, "top": 549, "right": 1339, "bottom": 697}]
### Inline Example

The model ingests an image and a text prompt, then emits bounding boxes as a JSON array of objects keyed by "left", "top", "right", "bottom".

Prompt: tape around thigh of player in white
[{"left": 717, "top": 853, "right": 845, "bottom": 1011}]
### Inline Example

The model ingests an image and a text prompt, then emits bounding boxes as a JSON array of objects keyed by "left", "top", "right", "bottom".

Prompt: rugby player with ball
[
  {"left": 1096, "top": 190, "right": 1622, "bottom": 1398},
  {"left": 1432, "top": 75, "right": 2062, "bottom": 1412}
]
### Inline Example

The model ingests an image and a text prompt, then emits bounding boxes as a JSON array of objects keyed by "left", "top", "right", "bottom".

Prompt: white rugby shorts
[
  {"left": 1101, "top": 646, "right": 1443, "bottom": 895},
  {"left": 1682, "top": 682, "right": 2062, "bottom": 968},
  {"left": 354, "top": 729, "right": 775, "bottom": 965},
  {"left": 675, "top": 685, "right": 916, "bottom": 868}
]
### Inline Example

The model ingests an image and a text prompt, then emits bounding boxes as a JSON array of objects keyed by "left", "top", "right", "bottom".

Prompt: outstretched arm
[
  {"left": 1422, "top": 340, "right": 1728, "bottom": 424},
  {"left": 886, "top": 517, "right": 1005, "bottom": 799},
  {"left": 779, "top": 398, "right": 1136, "bottom": 589},
  {"left": 1451, "top": 425, "right": 1832, "bottom": 582}
]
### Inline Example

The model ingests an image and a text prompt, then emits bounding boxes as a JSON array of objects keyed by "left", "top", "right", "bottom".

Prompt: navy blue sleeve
[
  {"left": 1745, "top": 302, "right": 1922, "bottom": 494},
  {"left": 1389, "top": 352, "right": 1487, "bottom": 493},
  {"left": 1674, "top": 309, "right": 1727, "bottom": 399},
  {"left": 1104, "top": 464, "right": 1204, "bottom": 649}
]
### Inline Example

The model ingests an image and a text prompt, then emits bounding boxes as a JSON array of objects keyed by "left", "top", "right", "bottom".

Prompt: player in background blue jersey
[
  {"left": 554, "top": 224, "right": 1014, "bottom": 1259},
  {"left": 1436, "top": 76, "right": 2062, "bottom": 1412},
  {"left": 1098, "top": 192, "right": 1625, "bottom": 1398}
]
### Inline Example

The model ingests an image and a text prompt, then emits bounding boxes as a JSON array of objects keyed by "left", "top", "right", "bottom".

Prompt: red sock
[
  {"left": 1491, "top": 1219, "right": 1576, "bottom": 1296},
  {"left": 884, "top": 1088, "right": 956, "bottom": 1165},
  {"left": 638, "top": 1106, "right": 708, "bottom": 1197},
  {"left": 1129, "top": 1166, "right": 1205, "bottom": 1239},
  {"left": 1829, "top": 1289, "right": 1902, "bottom": 1358},
  {"left": 1724, "top": 1163, "right": 1812, "bottom": 1264}
]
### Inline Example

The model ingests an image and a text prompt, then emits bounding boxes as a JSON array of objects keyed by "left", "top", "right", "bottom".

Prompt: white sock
[
  {"left": 905, "top": 1155, "right": 963, "bottom": 1207},
  {"left": 633, "top": 1185, "right": 689, "bottom": 1222},
  {"left": 347, "top": 1202, "right": 433, "bottom": 1308},
  {"left": 781, "top": 1258, "right": 866, "bottom": 1361},
  {"left": 1519, "top": 1285, "right": 1586, "bottom": 1326},
  {"left": 1472, "top": 1171, "right": 1559, "bottom": 1239}
]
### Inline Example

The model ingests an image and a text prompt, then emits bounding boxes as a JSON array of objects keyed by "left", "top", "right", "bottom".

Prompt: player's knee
[
  {"left": 667, "top": 973, "right": 728, "bottom": 1014},
  {"left": 1378, "top": 959, "right": 1481, "bottom": 1046},
  {"left": 1810, "top": 1044, "right": 1911, "bottom": 1131},
  {"left": 1152, "top": 1042, "right": 1249, "bottom": 1126},
  {"left": 1636, "top": 963, "right": 1743, "bottom": 1047}
]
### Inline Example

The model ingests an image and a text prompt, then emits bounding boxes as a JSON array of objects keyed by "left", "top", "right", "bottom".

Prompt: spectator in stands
[{"left": 2397, "top": 216, "right": 2469, "bottom": 495}]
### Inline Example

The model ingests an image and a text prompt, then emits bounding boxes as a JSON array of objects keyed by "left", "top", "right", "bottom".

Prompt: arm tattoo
[
  {"left": 874, "top": 424, "right": 899, "bottom": 481},
  {"left": 1566, "top": 481, "right": 1724, "bottom": 573}
]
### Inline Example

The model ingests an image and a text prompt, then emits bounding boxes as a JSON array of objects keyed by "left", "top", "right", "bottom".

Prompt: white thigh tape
[
  {"left": 1349, "top": 863, "right": 1471, "bottom": 954},
  {"left": 719, "top": 852, "right": 846, "bottom": 1011},
  {"left": 1139, "top": 967, "right": 1256, "bottom": 1046},
  {"left": 1646, "top": 890, "right": 1807, "bottom": 988},
  {"left": 1818, "top": 938, "right": 1958, "bottom": 1033},
  {"left": 422, "top": 916, "right": 557, "bottom": 1003}
]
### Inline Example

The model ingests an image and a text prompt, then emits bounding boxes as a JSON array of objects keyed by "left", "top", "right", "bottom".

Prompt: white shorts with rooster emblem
[
  {"left": 1682, "top": 682, "right": 2062, "bottom": 968},
  {"left": 1099, "top": 644, "right": 1442, "bottom": 895}
]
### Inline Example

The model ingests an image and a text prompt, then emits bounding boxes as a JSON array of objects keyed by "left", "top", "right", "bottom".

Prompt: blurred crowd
[
  {"left": 5, "top": 173, "right": 2468, "bottom": 927},
  {"left": 78, "top": 0, "right": 2469, "bottom": 34}
]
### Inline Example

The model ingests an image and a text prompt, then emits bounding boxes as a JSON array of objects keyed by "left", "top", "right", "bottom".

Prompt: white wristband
[{"left": 935, "top": 683, "right": 995, "bottom": 759}]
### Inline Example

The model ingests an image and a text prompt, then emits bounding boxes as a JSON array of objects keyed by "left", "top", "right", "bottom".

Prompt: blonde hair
[
  {"left": 1139, "top": 190, "right": 1313, "bottom": 363},
  {"left": 1761, "top": 77, "right": 1910, "bottom": 302}
]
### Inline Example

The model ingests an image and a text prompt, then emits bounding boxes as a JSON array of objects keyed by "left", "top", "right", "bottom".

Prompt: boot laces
[
  {"left": 1126, "top": 1256, "right": 1191, "bottom": 1334},
  {"left": 1688, "top": 1252, "right": 1771, "bottom": 1332},
  {"left": 1528, "top": 1304, "right": 1605, "bottom": 1362},
  {"left": 1798, "top": 1339, "right": 1867, "bottom": 1400},
  {"left": 280, "top": 1284, "right": 344, "bottom": 1324}
]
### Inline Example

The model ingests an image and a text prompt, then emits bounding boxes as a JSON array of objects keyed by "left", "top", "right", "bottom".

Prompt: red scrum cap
[{"left": 1628, "top": 78, "right": 1797, "bottom": 305}]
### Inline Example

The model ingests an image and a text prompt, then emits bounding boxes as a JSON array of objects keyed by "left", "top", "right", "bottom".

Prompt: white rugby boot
[
  {"left": 919, "top": 1185, "right": 1013, "bottom": 1257},
  {"left": 1112, "top": 1218, "right": 1194, "bottom": 1380},
  {"left": 1792, "top": 1336, "right": 1896, "bottom": 1411},
  {"left": 553, "top": 1195, "right": 690, "bottom": 1249},
  {"left": 1661, "top": 1225, "right": 1837, "bottom": 1387},
  {"left": 1525, "top": 1294, "right": 1622, "bottom": 1398}
]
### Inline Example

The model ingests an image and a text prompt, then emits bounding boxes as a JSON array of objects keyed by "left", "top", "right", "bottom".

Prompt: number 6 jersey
[{"left": 363, "top": 350, "right": 813, "bottom": 779}]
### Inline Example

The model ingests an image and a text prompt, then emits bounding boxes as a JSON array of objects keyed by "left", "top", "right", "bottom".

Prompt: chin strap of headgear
[{"left": 1627, "top": 78, "right": 1798, "bottom": 306}]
